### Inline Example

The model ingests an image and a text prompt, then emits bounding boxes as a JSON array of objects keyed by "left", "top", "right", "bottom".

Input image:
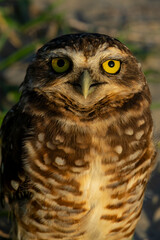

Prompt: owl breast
[{"left": 17, "top": 101, "right": 154, "bottom": 240}]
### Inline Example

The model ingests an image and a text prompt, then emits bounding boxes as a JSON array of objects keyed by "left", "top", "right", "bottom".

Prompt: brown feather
[{"left": 0, "top": 33, "right": 156, "bottom": 240}]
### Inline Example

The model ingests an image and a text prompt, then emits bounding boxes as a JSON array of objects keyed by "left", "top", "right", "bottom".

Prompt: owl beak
[{"left": 79, "top": 70, "right": 92, "bottom": 99}]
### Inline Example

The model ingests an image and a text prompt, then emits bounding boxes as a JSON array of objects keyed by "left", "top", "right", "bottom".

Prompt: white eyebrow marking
[
  {"left": 48, "top": 48, "right": 87, "bottom": 68},
  {"left": 97, "top": 47, "right": 127, "bottom": 59}
]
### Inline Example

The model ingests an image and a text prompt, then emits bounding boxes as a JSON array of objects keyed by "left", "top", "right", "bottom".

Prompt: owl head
[{"left": 21, "top": 33, "right": 148, "bottom": 117}]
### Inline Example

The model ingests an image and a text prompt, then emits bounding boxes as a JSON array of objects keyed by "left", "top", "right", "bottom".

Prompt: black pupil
[
  {"left": 57, "top": 59, "right": 65, "bottom": 67},
  {"left": 108, "top": 61, "right": 115, "bottom": 68}
]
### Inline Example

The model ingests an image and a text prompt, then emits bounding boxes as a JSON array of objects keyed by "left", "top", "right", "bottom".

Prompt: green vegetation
[
  {"left": 0, "top": 0, "right": 69, "bottom": 126},
  {"left": 0, "top": 0, "right": 68, "bottom": 70}
]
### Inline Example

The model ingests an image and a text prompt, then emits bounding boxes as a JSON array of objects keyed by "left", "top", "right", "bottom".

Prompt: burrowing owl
[{"left": 0, "top": 33, "right": 156, "bottom": 240}]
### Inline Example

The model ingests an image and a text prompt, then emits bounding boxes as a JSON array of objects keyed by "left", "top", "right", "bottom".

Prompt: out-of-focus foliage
[
  {"left": 0, "top": 0, "right": 69, "bottom": 126},
  {"left": 0, "top": 0, "right": 69, "bottom": 70}
]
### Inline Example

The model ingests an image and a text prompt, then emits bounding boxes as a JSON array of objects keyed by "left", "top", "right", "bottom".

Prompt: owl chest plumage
[{"left": 18, "top": 102, "right": 154, "bottom": 240}]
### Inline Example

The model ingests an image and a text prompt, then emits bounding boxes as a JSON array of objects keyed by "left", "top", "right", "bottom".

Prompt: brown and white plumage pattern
[{"left": 0, "top": 33, "right": 156, "bottom": 240}]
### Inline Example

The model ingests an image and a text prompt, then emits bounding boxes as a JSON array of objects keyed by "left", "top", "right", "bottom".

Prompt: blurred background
[{"left": 0, "top": 0, "right": 160, "bottom": 239}]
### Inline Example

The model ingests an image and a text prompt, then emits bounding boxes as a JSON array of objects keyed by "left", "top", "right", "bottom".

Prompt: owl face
[{"left": 23, "top": 33, "right": 146, "bottom": 108}]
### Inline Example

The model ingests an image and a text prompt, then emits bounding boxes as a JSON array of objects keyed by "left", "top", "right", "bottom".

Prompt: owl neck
[{"left": 21, "top": 86, "right": 151, "bottom": 122}]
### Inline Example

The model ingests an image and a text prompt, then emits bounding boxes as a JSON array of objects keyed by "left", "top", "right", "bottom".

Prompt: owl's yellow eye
[
  {"left": 102, "top": 60, "right": 121, "bottom": 74},
  {"left": 51, "top": 58, "right": 70, "bottom": 73}
]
